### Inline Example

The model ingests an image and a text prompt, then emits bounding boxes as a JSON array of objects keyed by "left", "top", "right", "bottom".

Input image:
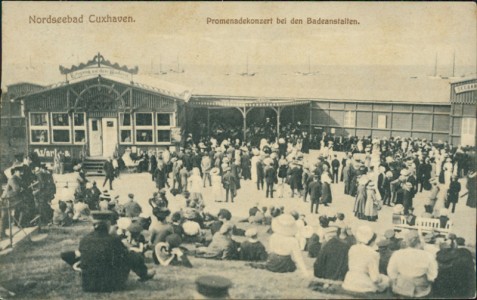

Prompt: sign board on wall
[
  {"left": 454, "top": 83, "right": 477, "bottom": 94},
  {"left": 68, "top": 67, "right": 131, "bottom": 81}
]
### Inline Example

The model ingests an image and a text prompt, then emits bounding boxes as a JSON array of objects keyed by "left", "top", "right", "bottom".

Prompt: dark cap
[
  {"left": 165, "top": 233, "right": 182, "bottom": 248},
  {"left": 218, "top": 209, "right": 232, "bottom": 221},
  {"left": 195, "top": 275, "right": 232, "bottom": 299},
  {"left": 91, "top": 210, "right": 115, "bottom": 223}
]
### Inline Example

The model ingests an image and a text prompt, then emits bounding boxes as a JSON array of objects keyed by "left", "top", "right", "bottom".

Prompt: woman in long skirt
[
  {"left": 364, "top": 182, "right": 379, "bottom": 221},
  {"left": 354, "top": 176, "right": 369, "bottom": 220},
  {"left": 210, "top": 167, "right": 224, "bottom": 202},
  {"left": 320, "top": 172, "right": 333, "bottom": 206},
  {"left": 277, "top": 155, "right": 288, "bottom": 198}
]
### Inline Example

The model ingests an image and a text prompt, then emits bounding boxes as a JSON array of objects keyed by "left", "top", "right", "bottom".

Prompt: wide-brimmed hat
[
  {"left": 271, "top": 214, "right": 298, "bottom": 237},
  {"left": 210, "top": 167, "right": 220, "bottom": 175},
  {"left": 245, "top": 228, "right": 258, "bottom": 238},
  {"left": 400, "top": 169, "right": 410, "bottom": 176},
  {"left": 356, "top": 225, "right": 375, "bottom": 244},
  {"left": 183, "top": 208, "right": 198, "bottom": 220},
  {"left": 384, "top": 229, "right": 395, "bottom": 239},
  {"left": 117, "top": 217, "right": 132, "bottom": 230}
]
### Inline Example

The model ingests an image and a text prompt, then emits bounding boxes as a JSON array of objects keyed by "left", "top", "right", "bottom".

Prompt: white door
[
  {"left": 89, "top": 118, "right": 102, "bottom": 157},
  {"left": 102, "top": 118, "right": 118, "bottom": 158},
  {"left": 461, "top": 118, "right": 476, "bottom": 146}
]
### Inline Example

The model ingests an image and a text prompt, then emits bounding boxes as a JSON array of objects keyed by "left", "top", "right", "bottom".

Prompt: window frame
[
  {"left": 377, "top": 114, "right": 387, "bottom": 129},
  {"left": 71, "top": 112, "right": 86, "bottom": 144},
  {"left": 134, "top": 112, "right": 154, "bottom": 144},
  {"left": 156, "top": 112, "right": 174, "bottom": 144},
  {"left": 29, "top": 112, "right": 50, "bottom": 144},
  {"left": 51, "top": 112, "right": 71, "bottom": 144},
  {"left": 344, "top": 111, "right": 356, "bottom": 127},
  {"left": 119, "top": 112, "right": 133, "bottom": 144}
]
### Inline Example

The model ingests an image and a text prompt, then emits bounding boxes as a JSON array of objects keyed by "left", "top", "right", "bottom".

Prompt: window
[
  {"left": 51, "top": 113, "right": 70, "bottom": 143},
  {"left": 73, "top": 113, "right": 86, "bottom": 143},
  {"left": 156, "top": 113, "right": 174, "bottom": 144},
  {"left": 30, "top": 113, "right": 49, "bottom": 143},
  {"left": 135, "top": 113, "right": 153, "bottom": 143},
  {"left": 344, "top": 111, "right": 356, "bottom": 127},
  {"left": 377, "top": 115, "right": 387, "bottom": 129},
  {"left": 462, "top": 118, "right": 476, "bottom": 135},
  {"left": 157, "top": 130, "right": 171, "bottom": 143},
  {"left": 157, "top": 113, "right": 172, "bottom": 126},
  {"left": 119, "top": 113, "right": 132, "bottom": 144}
]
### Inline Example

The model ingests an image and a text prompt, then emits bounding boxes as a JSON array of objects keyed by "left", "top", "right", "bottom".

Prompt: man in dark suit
[
  {"left": 61, "top": 211, "right": 154, "bottom": 292},
  {"left": 102, "top": 157, "right": 115, "bottom": 190},
  {"left": 308, "top": 175, "right": 322, "bottom": 214},
  {"left": 264, "top": 160, "right": 276, "bottom": 198},
  {"left": 331, "top": 154, "right": 340, "bottom": 184},
  {"left": 222, "top": 168, "right": 237, "bottom": 203}
]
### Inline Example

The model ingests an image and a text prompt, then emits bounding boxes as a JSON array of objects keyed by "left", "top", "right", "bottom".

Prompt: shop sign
[
  {"left": 455, "top": 83, "right": 477, "bottom": 94},
  {"left": 68, "top": 67, "right": 131, "bottom": 81},
  {"left": 32, "top": 148, "right": 71, "bottom": 158}
]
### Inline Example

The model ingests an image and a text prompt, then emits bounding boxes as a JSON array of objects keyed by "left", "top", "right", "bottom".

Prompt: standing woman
[
  {"left": 466, "top": 171, "right": 476, "bottom": 208},
  {"left": 277, "top": 155, "right": 288, "bottom": 198},
  {"left": 364, "top": 182, "right": 380, "bottom": 222},
  {"left": 353, "top": 176, "right": 369, "bottom": 220},
  {"left": 210, "top": 167, "right": 224, "bottom": 202},
  {"left": 188, "top": 167, "right": 204, "bottom": 204}
]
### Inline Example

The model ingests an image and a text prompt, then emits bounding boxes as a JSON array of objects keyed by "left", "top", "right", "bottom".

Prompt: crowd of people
[{"left": 1, "top": 131, "right": 476, "bottom": 298}]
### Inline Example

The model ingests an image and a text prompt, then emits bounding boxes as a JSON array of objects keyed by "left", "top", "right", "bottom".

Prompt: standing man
[
  {"left": 331, "top": 154, "right": 340, "bottom": 184},
  {"left": 264, "top": 159, "right": 276, "bottom": 198},
  {"left": 202, "top": 153, "right": 212, "bottom": 188},
  {"left": 222, "top": 167, "right": 237, "bottom": 203},
  {"left": 308, "top": 175, "right": 322, "bottom": 214},
  {"left": 102, "top": 157, "right": 115, "bottom": 190}
]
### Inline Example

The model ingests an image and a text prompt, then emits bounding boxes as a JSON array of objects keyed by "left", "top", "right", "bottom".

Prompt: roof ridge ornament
[{"left": 59, "top": 52, "right": 139, "bottom": 75}]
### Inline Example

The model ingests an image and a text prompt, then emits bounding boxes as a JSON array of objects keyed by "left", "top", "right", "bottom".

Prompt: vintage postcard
[{"left": 1, "top": 2, "right": 476, "bottom": 299}]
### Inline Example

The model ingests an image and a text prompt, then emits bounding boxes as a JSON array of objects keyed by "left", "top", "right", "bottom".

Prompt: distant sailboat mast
[{"left": 434, "top": 53, "right": 438, "bottom": 77}]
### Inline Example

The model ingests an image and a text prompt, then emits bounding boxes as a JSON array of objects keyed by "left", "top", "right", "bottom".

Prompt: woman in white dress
[{"left": 210, "top": 167, "right": 224, "bottom": 202}]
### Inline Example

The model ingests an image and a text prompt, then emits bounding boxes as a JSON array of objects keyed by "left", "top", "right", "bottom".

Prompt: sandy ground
[{"left": 53, "top": 150, "right": 476, "bottom": 246}]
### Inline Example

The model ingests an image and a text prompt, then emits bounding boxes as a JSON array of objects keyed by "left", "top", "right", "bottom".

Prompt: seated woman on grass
[{"left": 251, "top": 214, "right": 312, "bottom": 277}]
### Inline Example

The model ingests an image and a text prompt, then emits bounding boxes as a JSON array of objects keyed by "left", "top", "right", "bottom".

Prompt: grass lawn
[{"left": 0, "top": 222, "right": 350, "bottom": 300}]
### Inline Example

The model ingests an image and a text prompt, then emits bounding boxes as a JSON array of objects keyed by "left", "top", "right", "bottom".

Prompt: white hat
[
  {"left": 271, "top": 214, "right": 298, "bottom": 237},
  {"left": 245, "top": 227, "right": 258, "bottom": 238},
  {"left": 356, "top": 225, "right": 375, "bottom": 244}
]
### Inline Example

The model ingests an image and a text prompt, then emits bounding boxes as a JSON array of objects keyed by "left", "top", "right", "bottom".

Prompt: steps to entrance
[{"left": 83, "top": 157, "right": 106, "bottom": 177}]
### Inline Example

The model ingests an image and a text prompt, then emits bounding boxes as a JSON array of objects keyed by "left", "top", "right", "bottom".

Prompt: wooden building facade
[
  {"left": 11, "top": 54, "right": 189, "bottom": 165},
  {"left": 2, "top": 54, "right": 475, "bottom": 168}
]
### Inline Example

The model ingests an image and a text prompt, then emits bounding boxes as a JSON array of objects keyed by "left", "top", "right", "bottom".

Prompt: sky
[{"left": 2, "top": 2, "right": 476, "bottom": 87}]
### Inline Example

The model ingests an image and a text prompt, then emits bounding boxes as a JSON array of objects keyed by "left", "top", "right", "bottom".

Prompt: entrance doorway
[{"left": 88, "top": 117, "right": 118, "bottom": 157}]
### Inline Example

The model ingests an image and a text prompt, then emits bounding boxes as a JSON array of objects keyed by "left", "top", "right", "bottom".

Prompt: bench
[{"left": 393, "top": 216, "right": 453, "bottom": 235}]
